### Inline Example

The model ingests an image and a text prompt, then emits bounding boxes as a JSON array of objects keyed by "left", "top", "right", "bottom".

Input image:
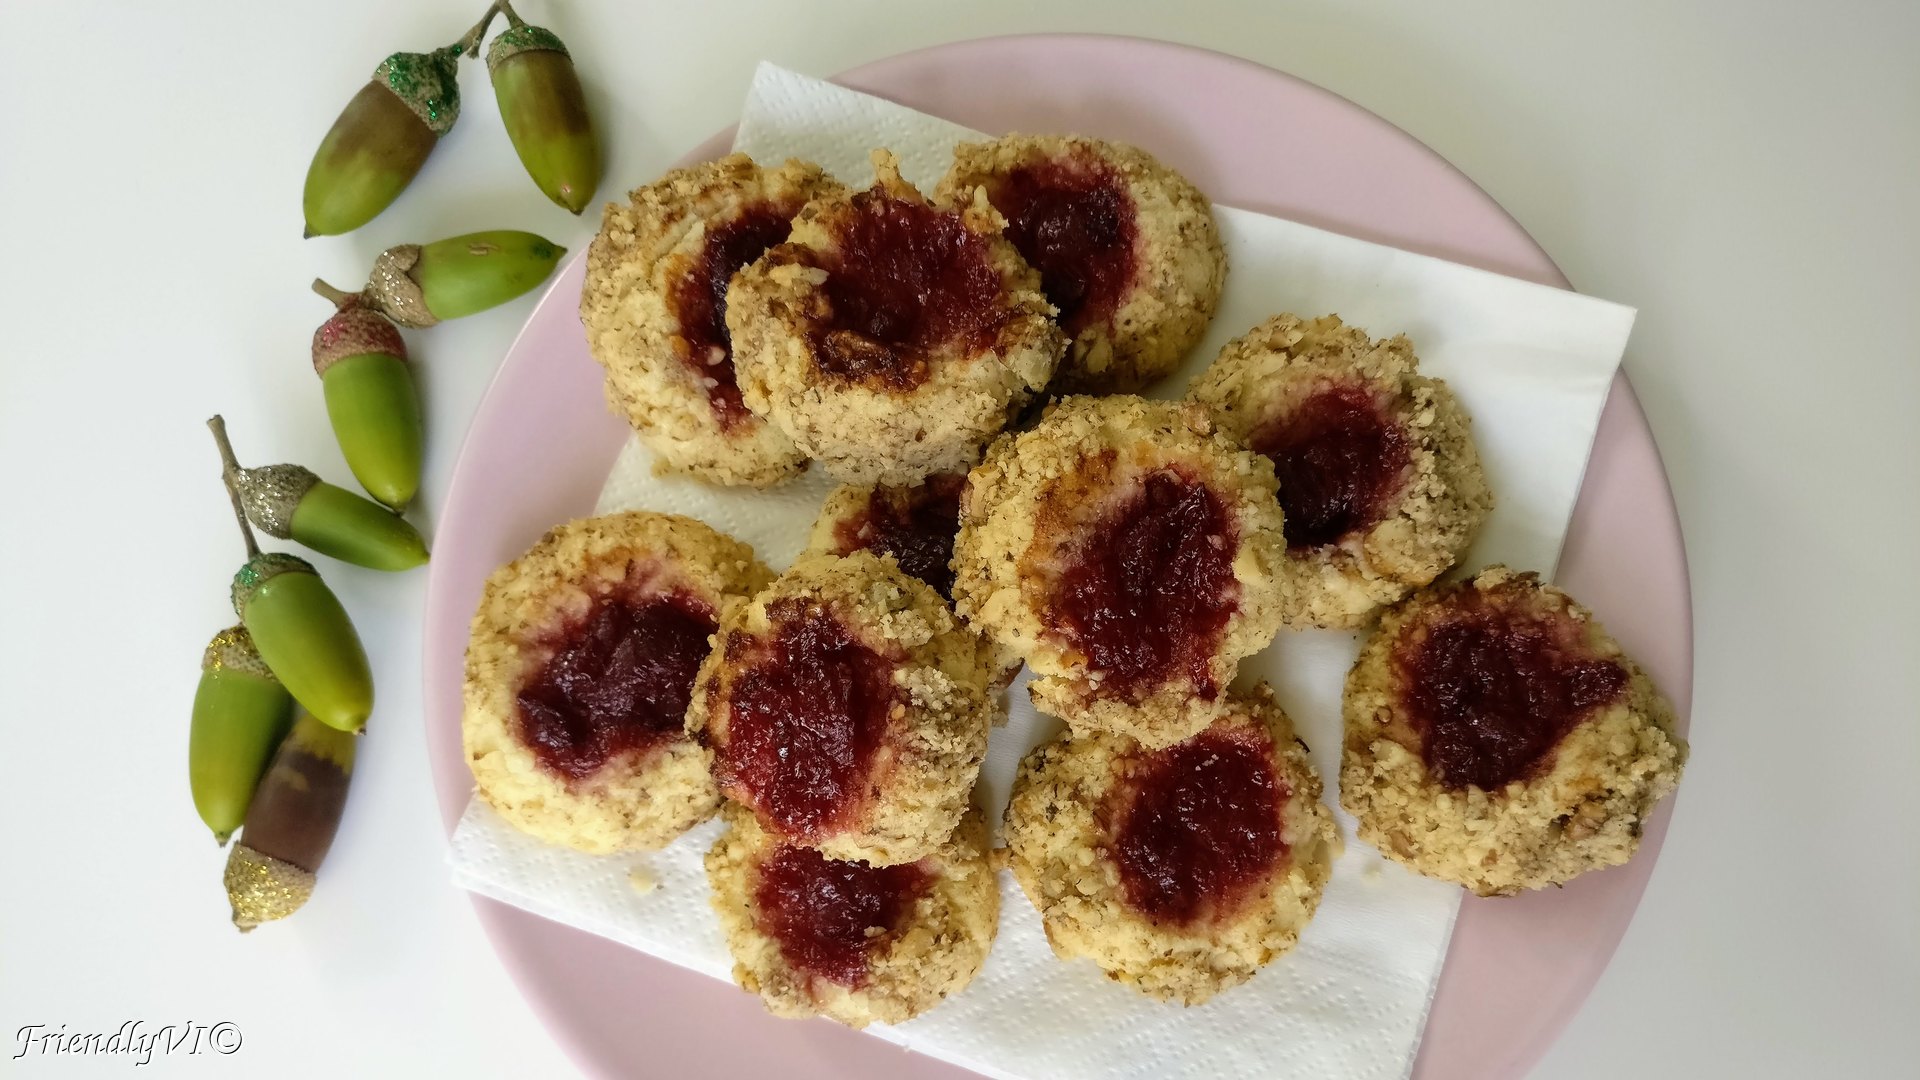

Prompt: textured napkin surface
[{"left": 449, "top": 63, "right": 1637, "bottom": 1080}]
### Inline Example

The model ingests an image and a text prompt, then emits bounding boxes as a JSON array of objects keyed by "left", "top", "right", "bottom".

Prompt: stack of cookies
[{"left": 462, "top": 133, "right": 1685, "bottom": 1025}]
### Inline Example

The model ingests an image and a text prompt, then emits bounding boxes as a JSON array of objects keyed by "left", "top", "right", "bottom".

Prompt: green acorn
[
  {"left": 309, "top": 292, "right": 423, "bottom": 510},
  {"left": 331, "top": 230, "right": 567, "bottom": 329},
  {"left": 211, "top": 418, "right": 374, "bottom": 735},
  {"left": 190, "top": 626, "right": 297, "bottom": 846},
  {"left": 301, "top": 5, "right": 500, "bottom": 237},
  {"left": 225, "top": 708, "right": 355, "bottom": 931},
  {"left": 489, "top": 1, "right": 600, "bottom": 214},
  {"left": 232, "top": 463, "right": 429, "bottom": 572}
]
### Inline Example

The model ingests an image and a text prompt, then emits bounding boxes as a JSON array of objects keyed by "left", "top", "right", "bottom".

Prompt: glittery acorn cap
[
  {"left": 202, "top": 625, "right": 276, "bottom": 679},
  {"left": 486, "top": 23, "right": 568, "bottom": 72},
  {"left": 372, "top": 48, "right": 462, "bottom": 137},
  {"left": 235, "top": 465, "right": 321, "bottom": 539},
  {"left": 363, "top": 244, "right": 438, "bottom": 328},
  {"left": 231, "top": 552, "right": 316, "bottom": 614},
  {"left": 225, "top": 844, "right": 314, "bottom": 931},
  {"left": 312, "top": 298, "right": 408, "bottom": 376}
]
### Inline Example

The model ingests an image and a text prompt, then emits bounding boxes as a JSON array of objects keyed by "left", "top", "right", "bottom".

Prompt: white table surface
[{"left": 2, "top": 1, "right": 1914, "bottom": 1077}]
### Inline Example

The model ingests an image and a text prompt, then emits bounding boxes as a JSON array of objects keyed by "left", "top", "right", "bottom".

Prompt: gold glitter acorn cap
[
  {"left": 201, "top": 625, "right": 277, "bottom": 679},
  {"left": 311, "top": 297, "right": 408, "bottom": 375},
  {"left": 230, "top": 552, "right": 316, "bottom": 615},
  {"left": 234, "top": 465, "right": 321, "bottom": 539},
  {"left": 486, "top": 23, "right": 568, "bottom": 71},
  {"left": 363, "top": 244, "right": 436, "bottom": 328},
  {"left": 371, "top": 48, "right": 462, "bottom": 137},
  {"left": 224, "top": 844, "right": 314, "bottom": 931}
]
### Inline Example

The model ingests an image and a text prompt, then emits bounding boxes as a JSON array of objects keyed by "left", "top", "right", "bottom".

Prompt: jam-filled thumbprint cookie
[
  {"left": 952, "top": 395, "right": 1289, "bottom": 747},
  {"left": 727, "top": 150, "right": 1066, "bottom": 485},
  {"left": 1190, "top": 314, "right": 1492, "bottom": 629},
  {"left": 686, "top": 552, "right": 994, "bottom": 866},
  {"left": 1004, "top": 686, "right": 1335, "bottom": 1004},
  {"left": 805, "top": 473, "right": 1023, "bottom": 703},
  {"left": 1342, "top": 566, "right": 1686, "bottom": 896},
  {"left": 936, "top": 134, "right": 1226, "bottom": 394},
  {"left": 706, "top": 804, "right": 998, "bottom": 1027},
  {"left": 581, "top": 154, "right": 843, "bottom": 487},
  {"left": 463, "top": 512, "right": 771, "bottom": 853}
]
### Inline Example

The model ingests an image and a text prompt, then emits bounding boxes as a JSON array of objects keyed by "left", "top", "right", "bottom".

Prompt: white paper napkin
[{"left": 449, "top": 63, "right": 1637, "bottom": 1080}]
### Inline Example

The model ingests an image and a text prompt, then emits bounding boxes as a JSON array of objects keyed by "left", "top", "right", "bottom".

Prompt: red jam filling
[
  {"left": 809, "top": 190, "right": 1009, "bottom": 389},
  {"left": 986, "top": 154, "right": 1138, "bottom": 334},
  {"left": 1053, "top": 469, "right": 1239, "bottom": 699},
  {"left": 831, "top": 474, "right": 966, "bottom": 599},
  {"left": 669, "top": 203, "right": 796, "bottom": 430},
  {"left": 1110, "top": 728, "right": 1286, "bottom": 926},
  {"left": 516, "top": 591, "right": 717, "bottom": 781},
  {"left": 752, "top": 844, "right": 931, "bottom": 988},
  {"left": 1398, "top": 598, "right": 1629, "bottom": 790},
  {"left": 718, "top": 600, "right": 899, "bottom": 839},
  {"left": 1251, "top": 384, "right": 1410, "bottom": 551}
]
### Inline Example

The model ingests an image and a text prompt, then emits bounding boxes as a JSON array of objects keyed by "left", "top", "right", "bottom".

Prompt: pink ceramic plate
[{"left": 423, "top": 34, "right": 1691, "bottom": 1080}]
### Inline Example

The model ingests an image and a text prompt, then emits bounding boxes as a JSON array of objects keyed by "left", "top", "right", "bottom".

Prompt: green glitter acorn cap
[
  {"left": 486, "top": 24, "right": 568, "bottom": 73},
  {"left": 231, "top": 552, "right": 317, "bottom": 615},
  {"left": 372, "top": 48, "right": 462, "bottom": 137},
  {"left": 202, "top": 625, "right": 276, "bottom": 679}
]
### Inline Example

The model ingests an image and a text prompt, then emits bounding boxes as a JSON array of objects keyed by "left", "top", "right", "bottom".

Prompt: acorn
[
  {"left": 190, "top": 626, "right": 297, "bottom": 845},
  {"left": 309, "top": 291, "right": 422, "bottom": 510},
  {"left": 224, "top": 709, "right": 356, "bottom": 931},
  {"left": 488, "top": 1, "right": 600, "bottom": 213},
  {"left": 329, "top": 230, "right": 567, "bottom": 329},
  {"left": 211, "top": 418, "right": 374, "bottom": 734},
  {"left": 301, "top": 5, "right": 501, "bottom": 237},
  {"left": 224, "top": 448, "right": 429, "bottom": 572}
]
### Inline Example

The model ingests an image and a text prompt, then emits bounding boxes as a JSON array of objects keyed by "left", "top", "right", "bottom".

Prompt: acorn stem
[
  {"left": 496, "top": 0, "right": 526, "bottom": 29},
  {"left": 311, "top": 279, "right": 359, "bottom": 308},
  {"left": 450, "top": 2, "right": 503, "bottom": 58},
  {"left": 207, "top": 415, "right": 261, "bottom": 560}
]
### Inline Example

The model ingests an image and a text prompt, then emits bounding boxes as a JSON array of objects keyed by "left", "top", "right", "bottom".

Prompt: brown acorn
[
  {"left": 223, "top": 709, "right": 355, "bottom": 930},
  {"left": 488, "top": 1, "right": 601, "bottom": 213}
]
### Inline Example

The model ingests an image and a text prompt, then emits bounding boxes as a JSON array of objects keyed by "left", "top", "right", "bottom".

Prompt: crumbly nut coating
[
  {"left": 706, "top": 805, "right": 999, "bottom": 1028},
  {"left": 1189, "top": 313, "right": 1493, "bottom": 629},
  {"left": 726, "top": 150, "right": 1066, "bottom": 485},
  {"left": 936, "top": 134, "right": 1226, "bottom": 394},
  {"left": 951, "top": 395, "right": 1289, "bottom": 747},
  {"left": 463, "top": 512, "right": 772, "bottom": 853},
  {"left": 580, "top": 154, "right": 843, "bottom": 487},
  {"left": 686, "top": 552, "right": 993, "bottom": 865},
  {"left": 1003, "top": 686, "right": 1336, "bottom": 1004},
  {"left": 1342, "top": 566, "right": 1686, "bottom": 896},
  {"left": 804, "top": 476, "right": 1024, "bottom": 709}
]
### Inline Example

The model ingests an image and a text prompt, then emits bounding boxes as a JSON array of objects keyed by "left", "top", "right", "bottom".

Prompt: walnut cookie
[
  {"left": 952, "top": 395, "right": 1289, "bottom": 748},
  {"left": 936, "top": 133, "right": 1226, "bottom": 394},
  {"left": 803, "top": 473, "right": 1023, "bottom": 706},
  {"left": 463, "top": 512, "right": 771, "bottom": 854},
  {"left": 726, "top": 150, "right": 1066, "bottom": 485},
  {"left": 580, "top": 154, "right": 843, "bottom": 487},
  {"left": 1004, "top": 686, "right": 1335, "bottom": 1004},
  {"left": 686, "top": 551, "right": 993, "bottom": 866},
  {"left": 706, "top": 805, "right": 998, "bottom": 1028},
  {"left": 1190, "top": 313, "right": 1492, "bottom": 629},
  {"left": 1342, "top": 566, "right": 1686, "bottom": 896}
]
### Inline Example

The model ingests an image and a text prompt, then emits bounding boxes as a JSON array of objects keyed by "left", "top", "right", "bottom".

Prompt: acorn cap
[
  {"left": 231, "top": 552, "right": 316, "bottom": 615},
  {"left": 364, "top": 244, "right": 437, "bottom": 329},
  {"left": 486, "top": 23, "right": 568, "bottom": 71},
  {"left": 234, "top": 465, "right": 321, "bottom": 539},
  {"left": 371, "top": 48, "right": 462, "bottom": 138},
  {"left": 224, "top": 843, "right": 314, "bottom": 931},
  {"left": 312, "top": 297, "right": 408, "bottom": 376},
  {"left": 201, "top": 625, "right": 276, "bottom": 680}
]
